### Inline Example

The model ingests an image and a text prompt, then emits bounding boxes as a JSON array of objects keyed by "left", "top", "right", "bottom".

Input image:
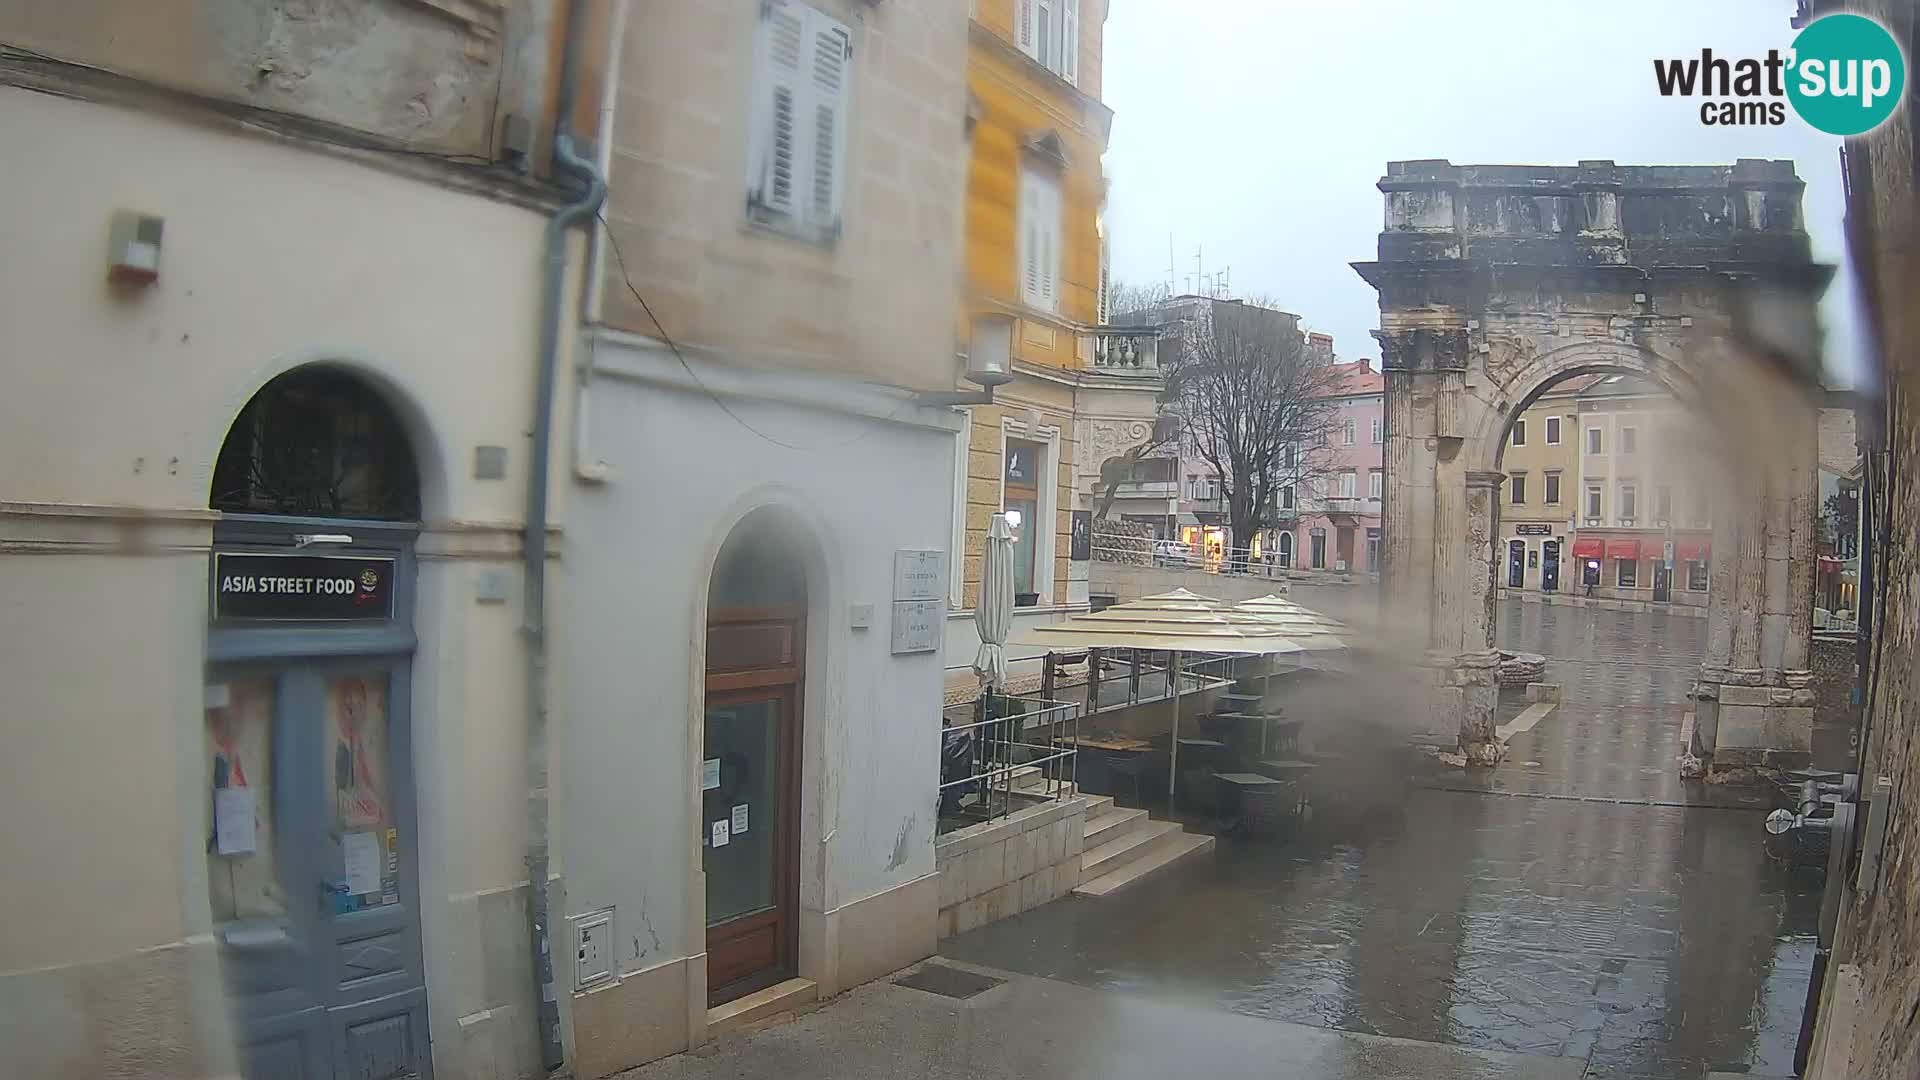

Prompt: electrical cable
[{"left": 595, "top": 210, "right": 916, "bottom": 453}]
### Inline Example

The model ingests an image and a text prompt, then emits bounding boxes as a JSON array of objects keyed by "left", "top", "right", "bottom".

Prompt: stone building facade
[
  {"left": 1797, "top": 2, "right": 1920, "bottom": 1077},
  {"left": 1354, "top": 159, "right": 1831, "bottom": 768}
]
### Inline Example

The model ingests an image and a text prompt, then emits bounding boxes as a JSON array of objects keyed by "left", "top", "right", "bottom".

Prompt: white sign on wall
[
  {"left": 893, "top": 550, "right": 947, "bottom": 602},
  {"left": 891, "top": 598, "right": 944, "bottom": 654}
]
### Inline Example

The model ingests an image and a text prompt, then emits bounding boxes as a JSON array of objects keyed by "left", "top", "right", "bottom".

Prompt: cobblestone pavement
[{"left": 943, "top": 599, "right": 1823, "bottom": 1080}]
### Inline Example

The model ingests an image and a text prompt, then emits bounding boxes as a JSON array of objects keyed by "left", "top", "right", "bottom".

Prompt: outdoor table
[
  {"left": 1211, "top": 710, "right": 1292, "bottom": 757},
  {"left": 1215, "top": 772, "right": 1292, "bottom": 833},
  {"left": 1255, "top": 758, "right": 1317, "bottom": 780}
]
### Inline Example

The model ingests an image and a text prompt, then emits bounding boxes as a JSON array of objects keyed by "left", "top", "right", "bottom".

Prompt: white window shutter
[
  {"left": 1062, "top": 0, "right": 1079, "bottom": 85},
  {"left": 1016, "top": 0, "right": 1038, "bottom": 58},
  {"left": 1045, "top": 179, "right": 1061, "bottom": 310},
  {"left": 1020, "top": 176, "right": 1039, "bottom": 304},
  {"left": 803, "top": 12, "right": 852, "bottom": 232},
  {"left": 751, "top": 3, "right": 807, "bottom": 219}
]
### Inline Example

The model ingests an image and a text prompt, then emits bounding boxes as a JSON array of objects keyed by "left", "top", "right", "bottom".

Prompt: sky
[{"left": 1100, "top": 0, "right": 1864, "bottom": 385}]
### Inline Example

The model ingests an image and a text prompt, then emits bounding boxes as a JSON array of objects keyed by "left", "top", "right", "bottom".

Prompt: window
[
  {"left": 1509, "top": 472, "right": 1527, "bottom": 504},
  {"left": 1616, "top": 558, "right": 1638, "bottom": 588},
  {"left": 1185, "top": 474, "right": 1202, "bottom": 499},
  {"left": 1003, "top": 437, "right": 1045, "bottom": 605},
  {"left": 1586, "top": 484, "right": 1603, "bottom": 519},
  {"left": 1655, "top": 484, "right": 1673, "bottom": 523},
  {"left": 1342, "top": 419, "right": 1356, "bottom": 446},
  {"left": 1337, "top": 471, "right": 1357, "bottom": 499},
  {"left": 747, "top": 3, "right": 853, "bottom": 240},
  {"left": 1619, "top": 484, "right": 1637, "bottom": 522},
  {"left": 1621, "top": 426, "right": 1638, "bottom": 454},
  {"left": 1368, "top": 469, "right": 1383, "bottom": 500},
  {"left": 1371, "top": 417, "right": 1383, "bottom": 444},
  {"left": 1587, "top": 427, "right": 1603, "bottom": 454},
  {"left": 1544, "top": 471, "right": 1562, "bottom": 506},
  {"left": 1283, "top": 443, "right": 1297, "bottom": 469},
  {"left": 1018, "top": 169, "right": 1063, "bottom": 311},
  {"left": 1309, "top": 527, "right": 1327, "bottom": 570},
  {"left": 1017, "top": 0, "right": 1081, "bottom": 84},
  {"left": 1545, "top": 416, "right": 1562, "bottom": 445},
  {"left": 1687, "top": 560, "right": 1709, "bottom": 591},
  {"left": 1510, "top": 419, "right": 1527, "bottom": 447},
  {"left": 1311, "top": 476, "right": 1328, "bottom": 500},
  {"left": 1280, "top": 484, "right": 1295, "bottom": 510},
  {"left": 1277, "top": 531, "right": 1293, "bottom": 568}
]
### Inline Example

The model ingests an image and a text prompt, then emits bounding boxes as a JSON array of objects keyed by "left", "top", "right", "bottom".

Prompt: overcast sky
[{"left": 1101, "top": 0, "right": 1863, "bottom": 385}]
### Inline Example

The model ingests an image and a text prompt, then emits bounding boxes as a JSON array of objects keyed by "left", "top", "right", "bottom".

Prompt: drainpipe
[
  {"left": 526, "top": 5, "right": 605, "bottom": 1071},
  {"left": 574, "top": 0, "right": 630, "bottom": 483}
]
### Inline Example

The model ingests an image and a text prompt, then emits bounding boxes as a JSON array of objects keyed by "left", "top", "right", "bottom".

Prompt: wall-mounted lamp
[{"left": 916, "top": 315, "right": 1015, "bottom": 407}]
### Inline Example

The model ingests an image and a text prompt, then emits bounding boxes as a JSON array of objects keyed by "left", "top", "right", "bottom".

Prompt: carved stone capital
[{"left": 1464, "top": 470, "right": 1507, "bottom": 491}]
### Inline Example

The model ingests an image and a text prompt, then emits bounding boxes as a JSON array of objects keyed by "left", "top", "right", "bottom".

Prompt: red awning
[
  {"left": 1676, "top": 539, "right": 1711, "bottom": 561},
  {"left": 1606, "top": 538, "right": 1641, "bottom": 560},
  {"left": 1571, "top": 538, "right": 1604, "bottom": 559}
]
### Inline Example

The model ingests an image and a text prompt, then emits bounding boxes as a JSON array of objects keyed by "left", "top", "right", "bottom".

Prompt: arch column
[
  {"left": 1692, "top": 403, "right": 1819, "bottom": 771},
  {"left": 1440, "top": 468, "right": 1506, "bottom": 765}
]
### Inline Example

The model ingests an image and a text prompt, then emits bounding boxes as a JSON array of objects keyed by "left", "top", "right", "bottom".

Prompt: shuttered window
[
  {"left": 747, "top": 2, "right": 852, "bottom": 241},
  {"left": 1019, "top": 169, "right": 1062, "bottom": 312},
  {"left": 1017, "top": 0, "right": 1079, "bottom": 86}
]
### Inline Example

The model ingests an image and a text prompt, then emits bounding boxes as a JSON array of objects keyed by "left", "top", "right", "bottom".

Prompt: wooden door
[{"left": 704, "top": 613, "right": 802, "bottom": 1004}]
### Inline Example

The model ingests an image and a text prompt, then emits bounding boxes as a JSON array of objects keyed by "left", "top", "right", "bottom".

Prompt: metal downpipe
[{"left": 525, "top": 131, "right": 605, "bottom": 1072}]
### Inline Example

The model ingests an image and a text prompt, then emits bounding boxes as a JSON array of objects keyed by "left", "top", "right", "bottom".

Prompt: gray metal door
[{"left": 207, "top": 521, "right": 430, "bottom": 1080}]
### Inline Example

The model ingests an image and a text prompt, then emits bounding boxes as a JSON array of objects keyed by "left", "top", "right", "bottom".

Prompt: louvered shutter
[
  {"left": 1062, "top": 0, "right": 1079, "bottom": 85},
  {"left": 1016, "top": 0, "right": 1038, "bottom": 59},
  {"left": 752, "top": 3, "right": 806, "bottom": 219},
  {"left": 803, "top": 13, "right": 852, "bottom": 232},
  {"left": 1021, "top": 174, "right": 1041, "bottom": 305}
]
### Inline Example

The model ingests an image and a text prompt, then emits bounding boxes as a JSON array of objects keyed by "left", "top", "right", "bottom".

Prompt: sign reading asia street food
[{"left": 214, "top": 553, "right": 396, "bottom": 621}]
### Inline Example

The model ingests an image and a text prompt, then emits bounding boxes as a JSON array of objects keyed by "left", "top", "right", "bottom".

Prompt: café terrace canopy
[{"left": 1007, "top": 589, "right": 1346, "bottom": 655}]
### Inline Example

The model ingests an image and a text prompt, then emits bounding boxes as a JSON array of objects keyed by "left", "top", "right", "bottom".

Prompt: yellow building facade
[{"left": 950, "top": 0, "right": 1163, "bottom": 675}]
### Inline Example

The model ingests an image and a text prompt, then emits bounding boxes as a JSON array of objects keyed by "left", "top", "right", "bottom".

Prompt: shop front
[{"left": 203, "top": 368, "right": 430, "bottom": 1079}]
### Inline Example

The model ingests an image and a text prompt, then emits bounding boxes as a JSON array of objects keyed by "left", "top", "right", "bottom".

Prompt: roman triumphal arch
[{"left": 1354, "top": 159, "right": 1833, "bottom": 771}]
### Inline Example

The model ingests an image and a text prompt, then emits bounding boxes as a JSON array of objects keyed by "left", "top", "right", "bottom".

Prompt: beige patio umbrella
[
  {"left": 972, "top": 513, "right": 1015, "bottom": 694},
  {"left": 1008, "top": 606, "right": 1308, "bottom": 802},
  {"left": 1078, "top": 593, "right": 1350, "bottom": 652}
]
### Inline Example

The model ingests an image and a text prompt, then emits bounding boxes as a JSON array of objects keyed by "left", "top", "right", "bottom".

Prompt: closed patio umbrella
[{"left": 973, "top": 512, "right": 1015, "bottom": 693}]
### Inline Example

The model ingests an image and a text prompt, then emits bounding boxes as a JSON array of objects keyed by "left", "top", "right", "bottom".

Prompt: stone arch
[{"left": 204, "top": 348, "right": 450, "bottom": 522}]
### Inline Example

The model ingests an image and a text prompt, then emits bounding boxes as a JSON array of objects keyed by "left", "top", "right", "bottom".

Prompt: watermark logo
[{"left": 1652, "top": 13, "right": 1906, "bottom": 135}]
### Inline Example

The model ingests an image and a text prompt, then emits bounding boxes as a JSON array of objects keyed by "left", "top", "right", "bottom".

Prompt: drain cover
[{"left": 893, "top": 962, "right": 1003, "bottom": 999}]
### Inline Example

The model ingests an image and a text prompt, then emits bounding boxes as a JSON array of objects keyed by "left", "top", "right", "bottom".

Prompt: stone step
[
  {"left": 1079, "top": 819, "right": 1181, "bottom": 880},
  {"left": 1080, "top": 794, "right": 1115, "bottom": 817},
  {"left": 1073, "top": 832, "right": 1215, "bottom": 898},
  {"left": 706, "top": 977, "right": 818, "bottom": 1035},
  {"left": 1082, "top": 806, "right": 1147, "bottom": 847}
]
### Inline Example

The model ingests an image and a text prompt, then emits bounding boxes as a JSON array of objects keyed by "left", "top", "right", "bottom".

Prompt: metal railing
[
  {"left": 1090, "top": 537, "right": 1296, "bottom": 580},
  {"left": 937, "top": 693, "right": 1081, "bottom": 833}
]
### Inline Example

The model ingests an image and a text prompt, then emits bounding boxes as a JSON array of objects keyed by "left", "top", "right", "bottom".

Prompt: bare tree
[{"left": 1168, "top": 297, "right": 1344, "bottom": 567}]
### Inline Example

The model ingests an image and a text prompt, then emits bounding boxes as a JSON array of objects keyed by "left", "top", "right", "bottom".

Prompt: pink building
[{"left": 1276, "top": 359, "right": 1384, "bottom": 573}]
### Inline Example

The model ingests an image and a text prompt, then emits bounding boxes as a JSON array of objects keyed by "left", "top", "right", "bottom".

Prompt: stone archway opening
[{"left": 1354, "top": 159, "right": 1832, "bottom": 773}]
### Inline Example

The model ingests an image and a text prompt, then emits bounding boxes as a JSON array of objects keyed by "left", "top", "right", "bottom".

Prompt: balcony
[
  {"left": 1112, "top": 480, "right": 1178, "bottom": 500},
  {"left": 1322, "top": 498, "right": 1380, "bottom": 514},
  {"left": 1087, "top": 325, "right": 1160, "bottom": 373}
]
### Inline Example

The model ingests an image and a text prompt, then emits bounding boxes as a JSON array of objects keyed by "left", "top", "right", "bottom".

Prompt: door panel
[
  {"left": 704, "top": 687, "right": 797, "bottom": 1003},
  {"left": 209, "top": 664, "right": 428, "bottom": 1080}
]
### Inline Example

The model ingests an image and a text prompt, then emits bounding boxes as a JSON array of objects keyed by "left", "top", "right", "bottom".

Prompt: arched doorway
[
  {"left": 1277, "top": 530, "right": 1294, "bottom": 569},
  {"left": 204, "top": 367, "right": 430, "bottom": 1080},
  {"left": 702, "top": 509, "right": 808, "bottom": 1004}
]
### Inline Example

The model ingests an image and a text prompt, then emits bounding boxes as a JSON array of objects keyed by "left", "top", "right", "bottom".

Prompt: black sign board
[
  {"left": 1070, "top": 510, "right": 1092, "bottom": 561},
  {"left": 214, "top": 552, "right": 396, "bottom": 621},
  {"left": 1515, "top": 524, "right": 1552, "bottom": 536}
]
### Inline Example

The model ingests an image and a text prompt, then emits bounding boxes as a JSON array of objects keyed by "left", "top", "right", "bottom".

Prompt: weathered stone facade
[
  {"left": 1799, "top": 2, "right": 1920, "bottom": 1077},
  {"left": 1354, "top": 159, "right": 1831, "bottom": 768}
]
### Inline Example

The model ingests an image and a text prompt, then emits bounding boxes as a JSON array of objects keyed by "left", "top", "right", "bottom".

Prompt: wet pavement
[
  {"left": 943, "top": 599, "right": 1824, "bottom": 1080},
  {"left": 626, "top": 961, "right": 1588, "bottom": 1080}
]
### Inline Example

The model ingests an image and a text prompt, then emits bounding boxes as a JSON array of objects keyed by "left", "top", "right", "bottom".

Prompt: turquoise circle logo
[{"left": 1787, "top": 13, "right": 1906, "bottom": 136}]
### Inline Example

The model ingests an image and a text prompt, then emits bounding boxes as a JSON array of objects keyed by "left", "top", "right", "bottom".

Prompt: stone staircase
[{"left": 1008, "top": 769, "right": 1214, "bottom": 898}]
